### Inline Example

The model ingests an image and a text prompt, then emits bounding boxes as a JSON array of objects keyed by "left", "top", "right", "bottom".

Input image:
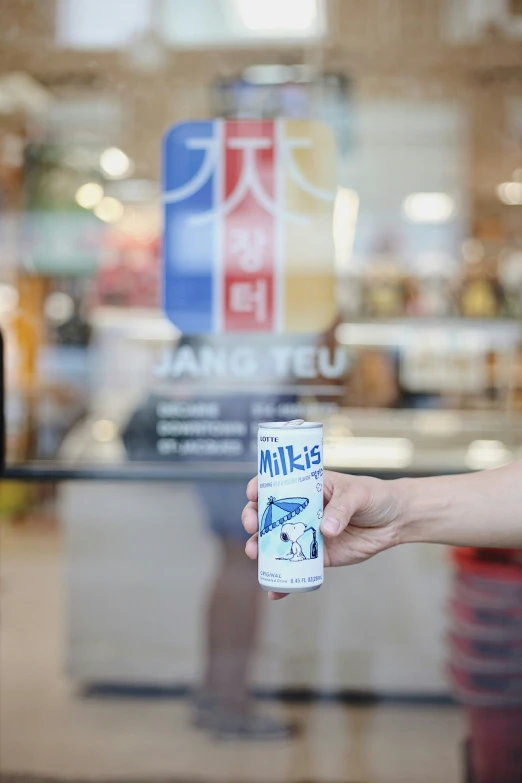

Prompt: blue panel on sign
[{"left": 162, "top": 120, "right": 216, "bottom": 333}]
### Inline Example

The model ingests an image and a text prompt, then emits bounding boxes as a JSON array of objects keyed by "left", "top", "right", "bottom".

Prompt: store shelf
[
  {"left": 3, "top": 460, "right": 454, "bottom": 482},
  {"left": 336, "top": 318, "right": 522, "bottom": 348}
]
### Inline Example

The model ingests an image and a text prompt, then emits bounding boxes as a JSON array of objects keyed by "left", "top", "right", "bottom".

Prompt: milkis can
[{"left": 257, "top": 420, "right": 324, "bottom": 593}]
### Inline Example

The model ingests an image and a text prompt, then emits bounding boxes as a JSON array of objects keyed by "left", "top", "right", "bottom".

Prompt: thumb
[{"left": 320, "top": 478, "right": 367, "bottom": 538}]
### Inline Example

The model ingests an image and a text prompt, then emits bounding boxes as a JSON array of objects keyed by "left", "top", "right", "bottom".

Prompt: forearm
[{"left": 396, "top": 460, "right": 522, "bottom": 549}]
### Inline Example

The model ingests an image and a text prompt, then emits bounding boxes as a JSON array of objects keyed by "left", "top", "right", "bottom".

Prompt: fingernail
[{"left": 321, "top": 517, "right": 340, "bottom": 534}]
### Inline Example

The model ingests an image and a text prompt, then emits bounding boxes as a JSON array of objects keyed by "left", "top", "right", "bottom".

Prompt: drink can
[{"left": 257, "top": 420, "right": 324, "bottom": 593}]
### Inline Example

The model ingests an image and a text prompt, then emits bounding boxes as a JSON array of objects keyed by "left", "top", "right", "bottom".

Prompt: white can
[{"left": 257, "top": 420, "right": 324, "bottom": 593}]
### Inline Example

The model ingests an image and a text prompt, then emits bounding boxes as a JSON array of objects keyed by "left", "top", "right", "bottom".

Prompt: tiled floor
[{"left": 0, "top": 525, "right": 465, "bottom": 783}]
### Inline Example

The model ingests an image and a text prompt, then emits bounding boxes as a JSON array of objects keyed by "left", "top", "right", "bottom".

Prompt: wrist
[{"left": 393, "top": 476, "right": 447, "bottom": 546}]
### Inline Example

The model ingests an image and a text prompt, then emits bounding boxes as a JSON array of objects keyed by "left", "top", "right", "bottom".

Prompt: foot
[
  {"left": 212, "top": 711, "right": 298, "bottom": 741},
  {"left": 192, "top": 694, "right": 220, "bottom": 730},
  {"left": 192, "top": 696, "right": 297, "bottom": 740}
]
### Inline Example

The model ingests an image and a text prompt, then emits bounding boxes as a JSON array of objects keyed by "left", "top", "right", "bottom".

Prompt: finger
[
  {"left": 246, "top": 476, "right": 258, "bottom": 502},
  {"left": 268, "top": 591, "right": 288, "bottom": 600},
  {"left": 241, "top": 501, "right": 258, "bottom": 535},
  {"left": 245, "top": 533, "right": 258, "bottom": 560},
  {"left": 320, "top": 482, "right": 365, "bottom": 538}
]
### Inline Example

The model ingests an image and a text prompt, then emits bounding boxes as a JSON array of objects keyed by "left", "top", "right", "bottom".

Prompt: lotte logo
[{"left": 162, "top": 120, "right": 337, "bottom": 334}]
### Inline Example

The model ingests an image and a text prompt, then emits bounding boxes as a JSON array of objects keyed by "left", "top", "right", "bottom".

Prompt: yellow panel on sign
[{"left": 283, "top": 120, "right": 337, "bottom": 333}]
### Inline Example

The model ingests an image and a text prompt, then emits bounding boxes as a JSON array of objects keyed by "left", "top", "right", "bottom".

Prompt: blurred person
[
  {"left": 347, "top": 349, "right": 399, "bottom": 408},
  {"left": 195, "top": 321, "right": 345, "bottom": 734},
  {"left": 194, "top": 479, "right": 296, "bottom": 740},
  {"left": 242, "top": 460, "right": 522, "bottom": 599}
]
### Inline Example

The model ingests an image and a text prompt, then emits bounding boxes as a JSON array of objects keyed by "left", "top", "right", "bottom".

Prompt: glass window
[{"left": 1, "top": 3, "right": 522, "bottom": 779}]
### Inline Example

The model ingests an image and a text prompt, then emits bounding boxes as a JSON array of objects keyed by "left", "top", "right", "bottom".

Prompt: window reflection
[{"left": 1, "top": 1, "right": 522, "bottom": 780}]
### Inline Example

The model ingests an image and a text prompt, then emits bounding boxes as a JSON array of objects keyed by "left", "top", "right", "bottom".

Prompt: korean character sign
[{"left": 162, "top": 119, "right": 337, "bottom": 334}]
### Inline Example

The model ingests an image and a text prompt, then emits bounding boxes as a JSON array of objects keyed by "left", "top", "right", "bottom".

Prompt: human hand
[{"left": 242, "top": 470, "right": 404, "bottom": 599}]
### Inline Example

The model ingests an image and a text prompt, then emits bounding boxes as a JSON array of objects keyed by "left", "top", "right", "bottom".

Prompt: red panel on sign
[{"left": 222, "top": 121, "right": 276, "bottom": 331}]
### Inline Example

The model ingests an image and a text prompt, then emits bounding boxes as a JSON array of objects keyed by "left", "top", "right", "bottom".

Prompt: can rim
[{"left": 259, "top": 421, "right": 323, "bottom": 429}]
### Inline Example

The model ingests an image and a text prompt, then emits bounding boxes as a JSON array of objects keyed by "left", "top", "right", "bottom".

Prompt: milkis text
[{"left": 259, "top": 444, "right": 321, "bottom": 477}]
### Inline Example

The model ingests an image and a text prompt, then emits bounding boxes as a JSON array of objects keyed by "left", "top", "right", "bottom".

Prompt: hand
[{"left": 242, "top": 470, "right": 404, "bottom": 599}]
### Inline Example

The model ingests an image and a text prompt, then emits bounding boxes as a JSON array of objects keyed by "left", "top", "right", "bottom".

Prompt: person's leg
[
  {"left": 194, "top": 482, "right": 296, "bottom": 739},
  {"left": 201, "top": 537, "right": 261, "bottom": 710}
]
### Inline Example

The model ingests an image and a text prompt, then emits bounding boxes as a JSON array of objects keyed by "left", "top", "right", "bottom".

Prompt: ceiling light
[
  {"left": 92, "top": 419, "right": 117, "bottom": 443},
  {"left": 496, "top": 181, "right": 522, "bottom": 205},
  {"left": 75, "top": 182, "right": 104, "bottom": 209},
  {"left": 235, "top": 0, "right": 318, "bottom": 31},
  {"left": 94, "top": 196, "right": 124, "bottom": 223},
  {"left": 403, "top": 192, "right": 454, "bottom": 223},
  {"left": 242, "top": 64, "right": 316, "bottom": 84},
  {"left": 100, "top": 147, "right": 133, "bottom": 179},
  {"left": 44, "top": 292, "right": 74, "bottom": 324}
]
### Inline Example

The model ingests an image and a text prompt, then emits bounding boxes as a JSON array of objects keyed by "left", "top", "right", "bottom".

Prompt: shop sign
[
  {"left": 122, "top": 393, "right": 339, "bottom": 462},
  {"left": 153, "top": 342, "right": 346, "bottom": 381},
  {"left": 162, "top": 119, "right": 337, "bottom": 334}
]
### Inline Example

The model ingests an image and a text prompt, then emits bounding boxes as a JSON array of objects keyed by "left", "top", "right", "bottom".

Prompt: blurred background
[{"left": 1, "top": 1, "right": 522, "bottom": 782}]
